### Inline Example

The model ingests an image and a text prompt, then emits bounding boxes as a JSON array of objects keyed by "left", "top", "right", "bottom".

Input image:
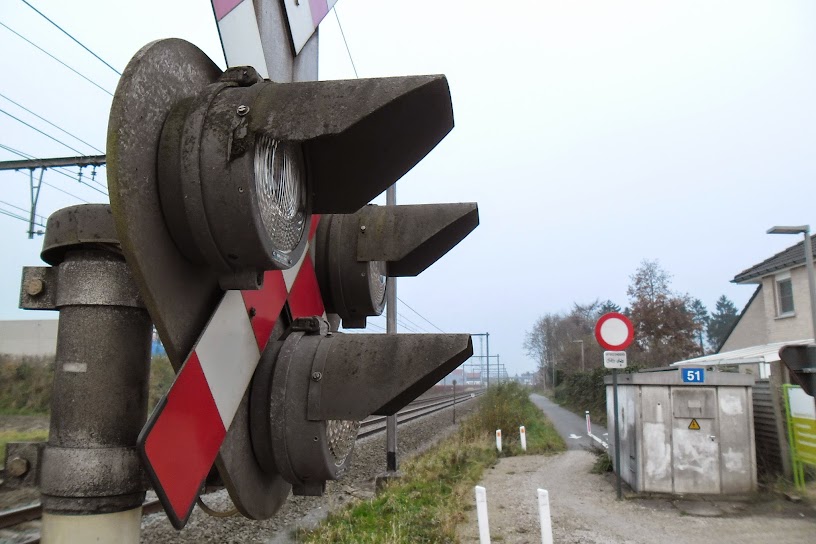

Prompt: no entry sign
[{"left": 595, "top": 313, "right": 634, "bottom": 351}]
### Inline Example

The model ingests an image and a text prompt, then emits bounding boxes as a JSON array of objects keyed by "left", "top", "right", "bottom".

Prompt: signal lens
[
  {"left": 326, "top": 420, "right": 360, "bottom": 466},
  {"left": 368, "top": 261, "right": 387, "bottom": 311},
  {"left": 254, "top": 135, "right": 307, "bottom": 256}
]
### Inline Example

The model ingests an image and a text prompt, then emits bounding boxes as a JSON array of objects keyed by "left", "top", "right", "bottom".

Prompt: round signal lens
[
  {"left": 254, "top": 135, "right": 307, "bottom": 257},
  {"left": 368, "top": 261, "right": 387, "bottom": 312},
  {"left": 326, "top": 420, "right": 361, "bottom": 466}
]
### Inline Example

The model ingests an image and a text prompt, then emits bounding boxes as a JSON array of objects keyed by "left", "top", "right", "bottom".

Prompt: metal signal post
[{"left": 5, "top": 2, "right": 480, "bottom": 540}]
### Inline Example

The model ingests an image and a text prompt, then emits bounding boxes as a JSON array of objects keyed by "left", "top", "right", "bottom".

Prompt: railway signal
[{"left": 106, "top": 39, "right": 478, "bottom": 528}]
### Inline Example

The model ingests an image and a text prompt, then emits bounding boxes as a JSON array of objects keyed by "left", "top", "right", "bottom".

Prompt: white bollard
[
  {"left": 519, "top": 425, "right": 527, "bottom": 451},
  {"left": 475, "top": 485, "right": 491, "bottom": 544},
  {"left": 495, "top": 429, "right": 502, "bottom": 452},
  {"left": 537, "top": 489, "right": 553, "bottom": 544},
  {"left": 586, "top": 411, "right": 591, "bottom": 435}
]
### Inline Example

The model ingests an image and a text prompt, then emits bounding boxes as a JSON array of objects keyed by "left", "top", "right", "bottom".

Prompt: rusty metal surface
[{"left": 357, "top": 203, "right": 480, "bottom": 277}]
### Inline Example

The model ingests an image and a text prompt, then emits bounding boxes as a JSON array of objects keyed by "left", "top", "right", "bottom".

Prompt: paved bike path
[{"left": 530, "top": 393, "right": 608, "bottom": 451}]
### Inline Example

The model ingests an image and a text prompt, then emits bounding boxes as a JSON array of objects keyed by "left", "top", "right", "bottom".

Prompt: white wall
[{"left": 0, "top": 319, "right": 58, "bottom": 357}]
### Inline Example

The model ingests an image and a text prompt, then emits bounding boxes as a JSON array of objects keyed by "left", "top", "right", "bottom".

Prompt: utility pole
[
  {"left": 385, "top": 183, "right": 398, "bottom": 474},
  {"left": 0, "top": 156, "right": 107, "bottom": 239}
]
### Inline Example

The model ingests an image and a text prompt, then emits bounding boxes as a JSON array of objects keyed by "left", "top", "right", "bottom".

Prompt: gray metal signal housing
[
  {"left": 779, "top": 344, "right": 816, "bottom": 396},
  {"left": 250, "top": 317, "right": 472, "bottom": 496},
  {"left": 107, "top": 38, "right": 478, "bottom": 522},
  {"left": 315, "top": 203, "right": 479, "bottom": 328}
]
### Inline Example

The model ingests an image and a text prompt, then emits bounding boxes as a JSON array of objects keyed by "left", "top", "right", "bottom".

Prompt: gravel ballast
[{"left": 141, "top": 397, "right": 478, "bottom": 543}]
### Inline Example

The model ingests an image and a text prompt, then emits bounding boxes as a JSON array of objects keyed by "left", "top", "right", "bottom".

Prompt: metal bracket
[
  {"left": 2, "top": 442, "right": 44, "bottom": 490},
  {"left": 19, "top": 266, "right": 57, "bottom": 310}
]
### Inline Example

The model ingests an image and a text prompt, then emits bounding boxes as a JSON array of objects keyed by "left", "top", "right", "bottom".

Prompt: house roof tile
[{"left": 732, "top": 234, "right": 816, "bottom": 284}]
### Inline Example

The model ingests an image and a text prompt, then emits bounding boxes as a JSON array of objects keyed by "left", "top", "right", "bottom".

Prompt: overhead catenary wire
[
  {"left": 0, "top": 92, "right": 104, "bottom": 153},
  {"left": 0, "top": 205, "right": 46, "bottom": 228},
  {"left": 0, "top": 20, "right": 114, "bottom": 97},
  {"left": 21, "top": 0, "right": 122, "bottom": 76},
  {"left": 333, "top": 7, "right": 358, "bottom": 78},
  {"left": 0, "top": 199, "right": 46, "bottom": 222},
  {"left": 0, "top": 106, "right": 86, "bottom": 155},
  {"left": 397, "top": 297, "right": 446, "bottom": 333}
]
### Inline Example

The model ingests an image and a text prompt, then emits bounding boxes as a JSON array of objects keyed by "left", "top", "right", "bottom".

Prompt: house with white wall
[{"left": 722, "top": 235, "right": 816, "bottom": 353}]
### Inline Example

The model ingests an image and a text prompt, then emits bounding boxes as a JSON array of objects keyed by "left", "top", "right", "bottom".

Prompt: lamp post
[
  {"left": 573, "top": 339, "right": 585, "bottom": 372},
  {"left": 767, "top": 225, "right": 816, "bottom": 341}
]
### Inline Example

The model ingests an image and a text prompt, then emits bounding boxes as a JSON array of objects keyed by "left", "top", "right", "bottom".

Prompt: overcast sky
[{"left": 0, "top": 1, "right": 814, "bottom": 375}]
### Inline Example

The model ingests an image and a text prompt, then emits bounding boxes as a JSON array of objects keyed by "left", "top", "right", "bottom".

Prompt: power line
[
  {"left": 0, "top": 199, "right": 46, "bottom": 222},
  {"left": 397, "top": 313, "right": 430, "bottom": 333},
  {"left": 0, "top": 20, "right": 114, "bottom": 97},
  {"left": 21, "top": 0, "right": 122, "bottom": 76},
  {"left": 397, "top": 297, "right": 446, "bottom": 333},
  {"left": 0, "top": 205, "right": 46, "bottom": 228},
  {"left": 0, "top": 92, "right": 104, "bottom": 153},
  {"left": 333, "top": 8, "right": 358, "bottom": 78},
  {"left": 0, "top": 106, "right": 85, "bottom": 155},
  {"left": 11, "top": 169, "right": 90, "bottom": 204}
]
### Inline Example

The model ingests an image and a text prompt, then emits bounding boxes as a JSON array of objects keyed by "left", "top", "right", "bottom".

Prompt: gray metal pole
[
  {"left": 20, "top": 205, "right": 152, "bottom": 543},
  {"left": 802, "top": 227, "right": 816, "bottom": 342},
  {"left": 385, "top": 185, "right": 398, "bottom": 472},
  {"left": 486, "top": 332, "right": 490, "bottom": 388},
  {"left": 612, "top": 369, "right": 622, "bottom": 500}
]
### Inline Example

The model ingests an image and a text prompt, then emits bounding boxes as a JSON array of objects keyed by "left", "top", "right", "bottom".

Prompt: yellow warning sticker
[{"left": 688, "top": 419, "right": 701, "bottom": 430}]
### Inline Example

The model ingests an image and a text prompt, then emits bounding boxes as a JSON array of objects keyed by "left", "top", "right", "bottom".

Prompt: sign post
[{"left": 595, "top": 312, "right": 634, "bottom": 500}]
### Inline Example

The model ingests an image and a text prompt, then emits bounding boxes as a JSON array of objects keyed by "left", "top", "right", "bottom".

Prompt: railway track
[{"left": 0, "top": 388, "right": 482, "bottom": 540}]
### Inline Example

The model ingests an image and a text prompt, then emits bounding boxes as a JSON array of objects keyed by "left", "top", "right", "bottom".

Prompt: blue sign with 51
[{"left": 682, "top": 368, "right": 705, "bottom": 383}]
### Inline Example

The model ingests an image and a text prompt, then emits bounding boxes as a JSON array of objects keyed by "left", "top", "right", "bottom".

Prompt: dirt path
[{"left": 457, "top": 450, "right": 815, "bottom": 544}]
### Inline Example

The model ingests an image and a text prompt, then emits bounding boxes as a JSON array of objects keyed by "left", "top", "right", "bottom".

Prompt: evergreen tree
[
  {"left": 689, "top": 298, "right": 709, "bottom": 354},
  {"left": 706, "top": 295, "right": 739, "bottom": 350},
  {"left": 598, "top": 299, "right": 622, "bottom": 316}
]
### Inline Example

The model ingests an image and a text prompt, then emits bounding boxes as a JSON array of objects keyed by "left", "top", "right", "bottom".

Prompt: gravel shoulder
[{"left": 457, "top": 394, "right": 816, "bottom": 544}]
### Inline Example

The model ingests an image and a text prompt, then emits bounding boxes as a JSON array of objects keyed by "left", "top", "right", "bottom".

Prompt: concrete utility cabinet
[{"left": 605, "top": 369, "right": 756, "bottom": 494}]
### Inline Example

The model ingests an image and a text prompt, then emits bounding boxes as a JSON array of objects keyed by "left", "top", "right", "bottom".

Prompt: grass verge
[{"left": 298, "top": 383, "right": 566, "bottom": 543}]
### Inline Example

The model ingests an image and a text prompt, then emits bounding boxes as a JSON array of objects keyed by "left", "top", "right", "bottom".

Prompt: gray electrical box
[{"left": 605, "top": 369, "right": 756, "bottom": 494}]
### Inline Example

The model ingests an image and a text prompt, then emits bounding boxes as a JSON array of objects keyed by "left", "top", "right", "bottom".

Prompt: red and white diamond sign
[{"left": 139, "top": 216, "right": 325, "bottom": 528}]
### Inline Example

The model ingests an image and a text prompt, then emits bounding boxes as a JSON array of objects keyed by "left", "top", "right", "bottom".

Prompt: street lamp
[
  {"left": 768, "top": 225, "right": 816, "bottom": 341},
  {"left": 573, "top": 339, "right": 585, "bottom": 372}
]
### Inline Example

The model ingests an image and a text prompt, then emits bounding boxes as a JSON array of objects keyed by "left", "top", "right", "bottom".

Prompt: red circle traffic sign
[{"left": 594, "top": 312, "right": 634, "bottom": 351}]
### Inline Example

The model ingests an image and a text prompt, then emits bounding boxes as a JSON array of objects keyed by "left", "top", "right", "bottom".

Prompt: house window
[{"left": 776, "top": 274, "right": 794, "bottom": 316}]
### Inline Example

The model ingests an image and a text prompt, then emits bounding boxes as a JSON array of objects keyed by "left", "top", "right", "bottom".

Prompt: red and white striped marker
[
  {"left": 211, "top": 0, "right": 269, "bottom": 78},
  {"left": 140, "top": 217, "right": 324, "bottom": 528},
  {"left": 281, "top": 0, "right": 339, "bottom": 54}
]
